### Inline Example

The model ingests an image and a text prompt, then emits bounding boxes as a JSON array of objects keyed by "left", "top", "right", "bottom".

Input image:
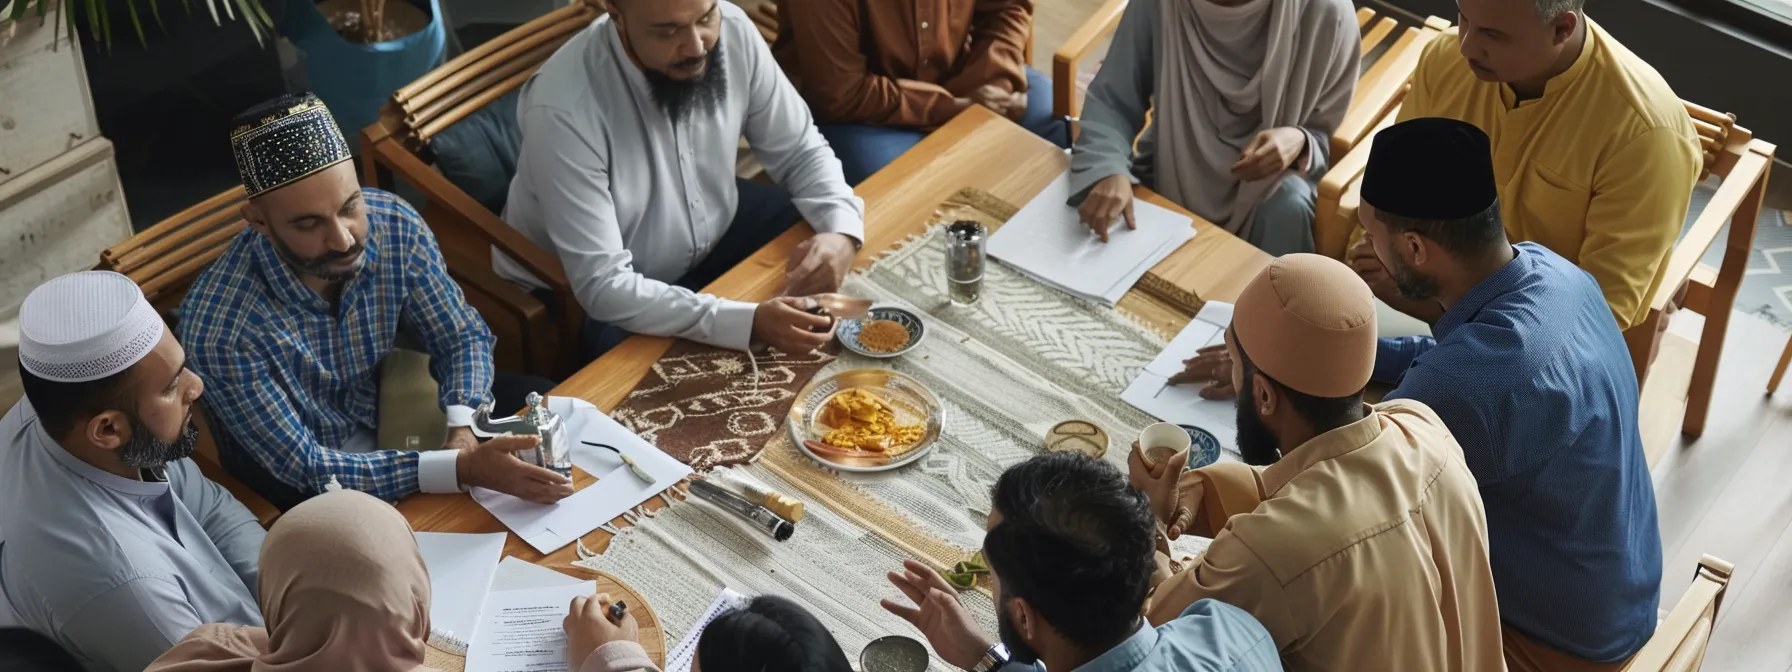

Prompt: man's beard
[
  {"left": 1235, "top": 375, "right": 1282, "bottom": 467},
  {"left": 272, "top": 232, "right": 366, "bottom": 282},
  {"left": 118, "top": 413, "right": 199, "bottom": 470},
  {"left": 643, "top": 39, "right": 727, "bottom": 124},
  {"left": 996, "top": 598, "right": 1043, "bottom": 665},
  {"left": 1386, "top": 250, "right": 1440, "bottom": 302}
]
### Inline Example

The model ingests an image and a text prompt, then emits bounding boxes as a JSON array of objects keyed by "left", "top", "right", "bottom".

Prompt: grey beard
[{"left": 118, "top": 415, "right": 200, "bottom": 469}]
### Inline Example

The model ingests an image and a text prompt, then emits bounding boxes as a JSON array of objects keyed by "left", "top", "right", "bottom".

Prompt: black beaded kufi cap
[{"left": 229, "top": 92, "right": 353, "bottom": 198}]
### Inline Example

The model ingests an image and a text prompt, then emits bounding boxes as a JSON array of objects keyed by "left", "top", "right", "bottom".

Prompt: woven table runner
[{"left": 610, "top": 341, "right": 841, "bottom": 468}]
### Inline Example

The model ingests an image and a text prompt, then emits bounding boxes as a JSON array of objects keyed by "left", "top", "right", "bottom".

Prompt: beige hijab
[
  {"left": 1150, "top": 0, "right": 1358, "bottom": 239},
  {"left": 147, "top": 490, "right": 439, "bottom": 672}
]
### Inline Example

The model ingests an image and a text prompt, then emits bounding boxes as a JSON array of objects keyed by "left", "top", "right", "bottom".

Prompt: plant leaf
[
  {"left": 219, "top": 0, "right": 233, "bottom": 21},
  {"left": 201, "top": 0, "right": 217, "bottom": 25},
  {"left": 123, "top": 0, "right": 146, "bottom": 48},
  {"left": 232, "top": 0, "right": 261, "bottom": 45},
  {"left": 96, "top": 0, "right": 111, "bottom": 51},
  {"left": 147, "top": 0, "right": 163, "bottom": 31}
]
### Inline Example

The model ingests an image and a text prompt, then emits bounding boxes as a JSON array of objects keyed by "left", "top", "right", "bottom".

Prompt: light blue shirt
[{"left": 1019, "top": 599, "right": 1280, "bottom": 672}]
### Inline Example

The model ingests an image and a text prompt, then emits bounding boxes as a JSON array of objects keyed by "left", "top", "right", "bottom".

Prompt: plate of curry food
[{"left": 787, "top": 369, "right": 943, "bottom": 472}]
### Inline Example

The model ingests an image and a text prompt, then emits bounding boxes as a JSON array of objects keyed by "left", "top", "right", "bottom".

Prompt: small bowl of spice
[{"left": 838, "top": 307, "right": 925, "bottom": 358}]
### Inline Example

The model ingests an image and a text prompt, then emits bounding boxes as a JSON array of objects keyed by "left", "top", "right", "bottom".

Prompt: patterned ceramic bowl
[
  {"left": 1179, "top": 424, "right": 1224, "bottom": 470},
  {"left": 837, "top": 307, "right": 926, "bottom": 358},
  {"left": 788, "top": 369, "right": 944, "bottom": 473}
]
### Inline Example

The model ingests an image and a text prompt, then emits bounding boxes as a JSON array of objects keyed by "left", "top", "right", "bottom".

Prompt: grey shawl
[{"left": 1068, "top": 0, "right": 1360, "bottom": 240}]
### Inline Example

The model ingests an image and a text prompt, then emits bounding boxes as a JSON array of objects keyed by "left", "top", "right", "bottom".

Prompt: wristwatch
[{"left": 970, "top": 643, "right": 1011, "bottom": 672}]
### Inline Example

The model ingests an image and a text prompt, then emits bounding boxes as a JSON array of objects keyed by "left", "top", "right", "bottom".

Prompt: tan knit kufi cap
[{"left": 1233, "top": 254, "right": 1377, "bottom": 398}]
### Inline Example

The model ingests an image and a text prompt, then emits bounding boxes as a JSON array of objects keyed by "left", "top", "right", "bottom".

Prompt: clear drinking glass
[{"left": 944, "top": 221, "right": 986, "bottom": 305}]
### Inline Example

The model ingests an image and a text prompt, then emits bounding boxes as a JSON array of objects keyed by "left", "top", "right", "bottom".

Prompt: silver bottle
[{"left": 471, "top": 392, "right": 573, "bottom": 478}]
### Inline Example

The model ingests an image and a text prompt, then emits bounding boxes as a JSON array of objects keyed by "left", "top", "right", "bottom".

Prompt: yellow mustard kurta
[
  {"left": 1398, "top": 20, "right": 1700, "bottom": 330},
  {"left": 1147, "top": 400, "right": 1505, "bottom": 672}
]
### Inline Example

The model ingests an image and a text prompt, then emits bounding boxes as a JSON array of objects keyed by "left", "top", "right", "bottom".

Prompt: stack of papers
[
  {"left": 1120, "top": 301, "right": 1239, "bottom": 455},
  {"left": 417, "top": 540, "right": 609, "bottom": 672},
  {"left": 472, "top": 397, "right": 694, "bottom": 555},
  {"left": 987, "top": 170, "right": 1196, "bottom": 305}
]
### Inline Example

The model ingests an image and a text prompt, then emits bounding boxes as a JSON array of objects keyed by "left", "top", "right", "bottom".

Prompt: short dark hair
[
  {"left": 1374, "top": 198, "right": 1505, "bottom": 260},
  {"left": 1232, "top": 330, "right": 1363, "bottom": 431},
  {"left": 698, "top": 595, "right": 852, "bottom": 672},
  {"left": 984, "top": 452, "right": 1155, "bottom": 652},
  {"left": 17, "top": 361, "right": 136, "bottom": 439},
  {"left": 0, "top": 628, "right": 81, "bottom": 671}
]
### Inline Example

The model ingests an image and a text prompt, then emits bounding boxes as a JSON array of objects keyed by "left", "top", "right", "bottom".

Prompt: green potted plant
[
  {"left": 281, "top": 0, "right": 446, "bottom": 141},
  {"left": 1, "top": 0, "right": 274, "bottom": 49}
]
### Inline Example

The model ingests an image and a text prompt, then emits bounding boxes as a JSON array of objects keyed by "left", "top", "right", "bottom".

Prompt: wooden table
[{"left": 399, "top": 105, "right": 1271, "bottom": 564}]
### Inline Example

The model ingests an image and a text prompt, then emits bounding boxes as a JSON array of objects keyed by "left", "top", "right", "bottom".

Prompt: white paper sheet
[
  {"left": 665, "top": 588, "right": 750, "bottom": 672},
  {"left": 987, "top": 170, "right": 1196, "bottom": 305},
  {"left": 416, "top": 532, "right": 508, "bottom": 648},
  {"left": 490, "top": 556, "right": 586, "bottom": 592},
  {"left": 1121, "top": 301, "right": 1240, "bottom": 454},
  {"left": 465, "top": 581, "right": 597, "bottom": 672},
  {"left": 472, "top": 397, "right": 695, "bottom": 555}
]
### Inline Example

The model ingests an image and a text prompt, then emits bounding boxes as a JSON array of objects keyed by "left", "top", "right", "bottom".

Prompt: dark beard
[
  {"left": 997, "top": 598, "right": 1042, "bottom": 665},
  {"left": 272, "top": 232, "right": 366, "bottom": 282},
  {"left": 1235, "top": 375, "right": 1282, "bottom": 467},
  {"left": 118, "top": 414, "right": 199, "bottom": 469},
  {"left": 1387, "top": 251, "right": 1440, "bottom": 302},
  {"left": 643, "top": 39, "right": 727, "bottom": 124}
]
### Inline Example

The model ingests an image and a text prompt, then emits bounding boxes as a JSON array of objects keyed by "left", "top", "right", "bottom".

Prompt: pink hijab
[{"left": 147, "top": 490, "right": 439, "bottom": 672}]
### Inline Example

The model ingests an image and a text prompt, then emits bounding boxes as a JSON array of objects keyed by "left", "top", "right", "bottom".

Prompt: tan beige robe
[{"left": 1149, "top": 400, "right": 1506, "bottom": 671}]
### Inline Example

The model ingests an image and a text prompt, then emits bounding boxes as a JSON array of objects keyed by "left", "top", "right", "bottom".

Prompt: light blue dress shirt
[{"left": 1015, "top": 599, "right": 1280, "bottom": 672}]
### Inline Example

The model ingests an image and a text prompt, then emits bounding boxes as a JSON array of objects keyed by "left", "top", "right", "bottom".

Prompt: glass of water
[{"left": 945, "top": 221, "right": 986, "bottom": 305}]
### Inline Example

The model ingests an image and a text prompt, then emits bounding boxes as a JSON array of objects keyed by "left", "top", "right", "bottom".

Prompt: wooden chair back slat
[
  {"left": 393, "top": 0, "right": 600, "bottom": 105},
  {"left": 97, "top": 188, "right": 250, "bottom": 316},
  {"left": 1361, "top": 17, "right": 1397, "bottom": 55},
  {"left": 401, "top": 16, "right": 589, "bottom": 118},
  {"left": 418, "top": 69, "right": 539, "bottom": 142},
  {"left": 381, "top": 0, "right": 603, "bottom": 150},
  {"left": 406, "top": 40, "right": 560, "bottom": 137},
  {"left": 1356, "top": 6, "right": 1376, "bottom": 28}
]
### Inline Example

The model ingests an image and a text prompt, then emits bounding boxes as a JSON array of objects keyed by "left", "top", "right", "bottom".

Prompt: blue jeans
[
  {"left": 574, "top": 178, "right": 801, "bottom": 362},
  {"left": 819, "top": 67, "right": 1070, "bottom": 186}
]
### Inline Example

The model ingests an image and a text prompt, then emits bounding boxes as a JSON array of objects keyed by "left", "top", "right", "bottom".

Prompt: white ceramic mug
[{"left": 1138, "top": 422, "right": 1192, "bottom": 468}]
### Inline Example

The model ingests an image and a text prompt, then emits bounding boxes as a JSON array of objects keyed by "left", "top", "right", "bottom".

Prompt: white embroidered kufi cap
[{"left": 17, "top": 271, "right": 165, "bottom": 383}]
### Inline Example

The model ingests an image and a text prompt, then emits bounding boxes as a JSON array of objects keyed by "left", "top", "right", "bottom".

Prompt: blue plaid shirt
[
  {"left": 179, "top": 188, "right": 495, "bottom": 501},
  {"left": 1374, "top": 243, "right": 1661, "bottom": 662}
]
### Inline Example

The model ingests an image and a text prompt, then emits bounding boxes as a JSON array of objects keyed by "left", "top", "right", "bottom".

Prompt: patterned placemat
[{"left": 610, "top": 341, "right": 841, "bottom": 469}]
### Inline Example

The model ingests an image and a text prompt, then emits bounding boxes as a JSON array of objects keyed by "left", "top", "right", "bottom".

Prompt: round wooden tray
[{"left": 423, "top": 565, "right": 666, "bottom": 671}]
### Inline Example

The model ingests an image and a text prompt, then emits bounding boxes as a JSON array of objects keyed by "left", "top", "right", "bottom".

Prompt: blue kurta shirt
[
  {"left": 1010, "top": 600, "right": 1280, "bottom": 672},
  {"left": 1374, "top": 242, "right": 1661, "bottom": 662}
]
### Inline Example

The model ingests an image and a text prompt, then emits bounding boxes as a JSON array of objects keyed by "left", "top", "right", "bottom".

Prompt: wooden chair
[
  {"left": 1318, "top": 102, "right": 1775, "bottom": 438},
  {"left": 93, "top": 188, "right": 281, "bottom": 528},
  {"left": 1049, "top": 2, "right": 1450, "bottom": 159},
  {"left": 1623, "top": 555, "right": 1733, "bottom": 672}
]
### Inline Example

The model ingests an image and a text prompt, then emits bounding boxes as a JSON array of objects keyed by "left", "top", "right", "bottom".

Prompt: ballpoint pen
[{"left": 580, "top": 441, "right": 656, "bottom": 483}]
